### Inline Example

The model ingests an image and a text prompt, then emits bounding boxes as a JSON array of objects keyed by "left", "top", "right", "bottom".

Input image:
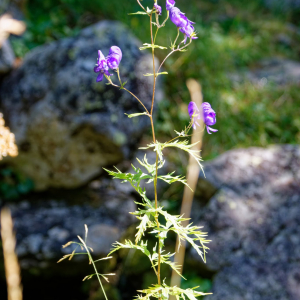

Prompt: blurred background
[{"left": 0, "top": 0, "right": 300, "bottom": 299}]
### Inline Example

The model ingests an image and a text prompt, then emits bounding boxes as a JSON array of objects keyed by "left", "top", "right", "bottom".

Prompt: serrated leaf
[
  {"left": 164, "top": 140, "right": 204, "bottom": 175},
  {"left": 135, "top": 214, "right": 150, "bottom": 244},
  {"left": 128, "top": 11, "right": 149, "bottom": 15},
  {"left": 158, "top": 172, "right": 192, "bottom": 190},
  {"left": 139, "top": 43, "right": 168, "bottom": 50},
  {"left": 137, "top": 283, "right": 211, "bottom": 300},
  {"left": 108, "top": 240, "right": 151, "bottom": 258},
  {"left": 125, "top": 112, "right": 150, "bottom": 118},
  {"left": 158, "top": 209, "right": 210, "bottom": 263},
  {"left": 139, "top": 142, "right": 163, "bottom": 161},
  {"left": 136, "top": 154, "right": 165, "bottom": 176},
  {"left": 104, "top": 166, "right": 153, "bottom": 206}
]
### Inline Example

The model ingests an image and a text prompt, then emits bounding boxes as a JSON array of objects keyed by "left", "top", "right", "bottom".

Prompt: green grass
[{"left": 19, "top": 0, "right": 300, "bottom": 160}]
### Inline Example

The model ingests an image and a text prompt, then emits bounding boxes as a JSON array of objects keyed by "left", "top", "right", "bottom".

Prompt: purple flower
[
  {"left": 170, "top": 7, "right": 188, "bottom": 28},
  {"left": 166, "top": 0, "right": 175, "bottom": 10},
  {"left": 170, "top": 7, "right": 197, "bottom": 43},
  {"left": 154, "top": 3, "right": 162, "bottom": 15},
  {"left": 188, "top": 101, "right": 201, "bottom": 130},
  {"left": 180, "top": 22, "right": 198, "bottom": 43},
  {"left": 94, "top": 50, "right": 111, "bottom": 82},
  {"left": 202, "top": 102, "right": 218, "bottom": 134},
  {"left": 188, "top": 101, "right": 218, "bottom": 134},
  {"left": 106, "top": 46, "right": 122, "bottom": 70}
]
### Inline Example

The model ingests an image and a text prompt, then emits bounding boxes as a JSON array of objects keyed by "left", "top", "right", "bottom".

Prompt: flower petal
[
  {"left": 94, "top": 66, "right": 101, "bottom": 73},
  {"left": 96, "top": 73, "right": 104, "bottom": 82},
  {"left": 206, "top": 126, "right": 218, "bottom": 134}
]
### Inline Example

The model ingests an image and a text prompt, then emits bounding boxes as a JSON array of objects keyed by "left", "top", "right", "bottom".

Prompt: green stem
[
  {"left": 116, "top": 68, "right": 122, "bottom": 86},
  {"left": 88, "top": 252, "right": 109, "bottom": 300},
  {"left": 150, "top": 12, "right": 162, "bottom": 299},
  {"left": 107, "top": 78, "right": 150, "bottom": 115},
  {"left": 78, "top": 237, "right": 109, "bottom": 300}
]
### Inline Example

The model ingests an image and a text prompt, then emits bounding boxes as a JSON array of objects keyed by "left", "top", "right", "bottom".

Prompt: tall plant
[{"left": 60, "top": 1, "right": 218, "bottom": 299}]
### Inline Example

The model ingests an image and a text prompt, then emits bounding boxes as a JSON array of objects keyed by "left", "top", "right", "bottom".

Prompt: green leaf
[
  {"left": 139, "top": 142, "right": 163, "bottom": 161},
  {"left": 108, "top": 240, "right": 150, "bottom": 258},
  {"left": 143, "top": 72, "right": 168, "bottom": 77},
  {"left": 125, "top": 112, "right": 150, "bottom": 118},
  {"left": 158, "top": 172, "right": 192, "bottom": 190},
  {"left": 137, "top": 283, "right": 212, "bottom": 300},
  {"left": 146, "top": 7, "right": 154, "bottom": 14},
  {"left": 164, "top": 139, "right": 204, "bottom": 175},
  {"left": 135, "top": 214, "right": 150, "bottom": 244},
  {"left": 158, "top": 209, "right": 210, "bottom": 263},
  {"left": 120, "top": 81, "right": 128, "bottom": 88},
  {"left": 136, "top": 154, "right": 165, "bottom": 176},
  {"left": 104, "top": 166, "right": 153, "bottom": 206},
  {"left": 128, "top": 11, "right": 149, "bottom": 15},
  {"left": 139, "top": 43, "right": 168, "bottom": 50}
]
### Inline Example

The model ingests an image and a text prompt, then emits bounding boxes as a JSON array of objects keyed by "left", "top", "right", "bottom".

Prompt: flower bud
[{"left": 154, "top": 3, "right": 162, "bottom": 15}]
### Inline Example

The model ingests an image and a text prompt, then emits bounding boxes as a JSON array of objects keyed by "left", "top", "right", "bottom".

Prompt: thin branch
[{"left": 108, "top": 79, "right": 150, "bottom": 115}]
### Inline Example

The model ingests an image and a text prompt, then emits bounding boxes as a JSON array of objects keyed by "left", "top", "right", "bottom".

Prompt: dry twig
[
  {"left": 170, "top": 79, "right": 204, "bottom": 291},
  {"left": 1, "top": 207, "right": 23, "bottom": 300}
]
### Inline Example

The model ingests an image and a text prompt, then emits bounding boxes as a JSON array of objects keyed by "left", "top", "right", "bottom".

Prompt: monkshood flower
[
  {"left": 170, "top": 7, "right": 188, "bottom": 28},
  {"left": 106, "top": 46, "right": 122, "bottom": 70},
  {"left": 188, "top": 101, "right": 218, "bottom": 134},
  {"left": 154, "top": 3, "right": 162, "bottom": 15},
  {"left": 202, "top": 102, "right": 218, "bottom": 134},
  {"left": 169, "top": 7, "right": 197, "bottom": 43},
  {"left": 188, "top": 101, "right": 201, "bottom": 130},
  {"left": 166, "top": 0, "right": 175, "bottom": 11},
  {"left": 94, "top": 50, "right": 111, "bottom": 82},
  {"left": 180, "top": 22, "right": 197, "bottom": 43}
]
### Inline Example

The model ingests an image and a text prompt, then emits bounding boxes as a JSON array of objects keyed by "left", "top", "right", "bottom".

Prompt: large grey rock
[
  {"left": 191, "top": 145, "right": 300, "bottom": 300},
  {"left": 264, "top": 0, "right": 300, "bottom": 11},
  {"left": 0, "top": 21, "right": 162, "bottom": 190},
  {"left": 231, "top": 58, "right": 300, "bottom": 86},
  {"left": 6, "top": 178, "right": 136, "bottom": 269}
]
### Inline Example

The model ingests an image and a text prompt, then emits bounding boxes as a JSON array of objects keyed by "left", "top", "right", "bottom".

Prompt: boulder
[
  {"left": 263, "top": 0, "right": 300, "bottom": 11},
  {"left": 0, "top": 21, "right": 162, "bottom": 190},
  {"left": 191, "top": 145, "right": 300, "bottom": 300},
  {"left": 5, "top": 178, "right": 136, "bottom": 269},
  {"left": 231, "top": 58, "right": 300, "bottom": 86}
]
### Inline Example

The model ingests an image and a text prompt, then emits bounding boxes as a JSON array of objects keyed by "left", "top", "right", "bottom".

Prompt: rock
[
  {"left": 191, "top": 145, "right": 300, "bottom": 300},
  {"left": 5, "top": 180, "right": 136, "bottom": 267},
  {"left": 263, "top": 0, "right": 300, "bottom": 11},
  {"left": 0, "top": 39, "right": 15, "bottom": 75},
  {"left": 0, "top": 20, "right": 162, "bottom": 190},
  {"left": 231, "top": 58, "right": 300, "bottom": 86}
]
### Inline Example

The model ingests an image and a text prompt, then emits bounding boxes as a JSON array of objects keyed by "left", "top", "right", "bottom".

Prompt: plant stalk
[{"left": 150, "top": 11, "right": 162, "bottom": 294}]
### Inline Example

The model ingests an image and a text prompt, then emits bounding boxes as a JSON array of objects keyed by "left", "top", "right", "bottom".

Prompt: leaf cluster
[{"left": 136, "top": 283, "right": 212, "bottom": 300}]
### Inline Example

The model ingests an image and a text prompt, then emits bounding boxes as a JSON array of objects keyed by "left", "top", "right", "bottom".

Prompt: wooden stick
[
  {"left": 1, "top": 208, "right": 23, "bottom": 300},
  {"left": 170, "top": 79, "right": 204, "bottom": 290},
  {"left": 0, "top": 14, "right": 26, "bottom": 47}
]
